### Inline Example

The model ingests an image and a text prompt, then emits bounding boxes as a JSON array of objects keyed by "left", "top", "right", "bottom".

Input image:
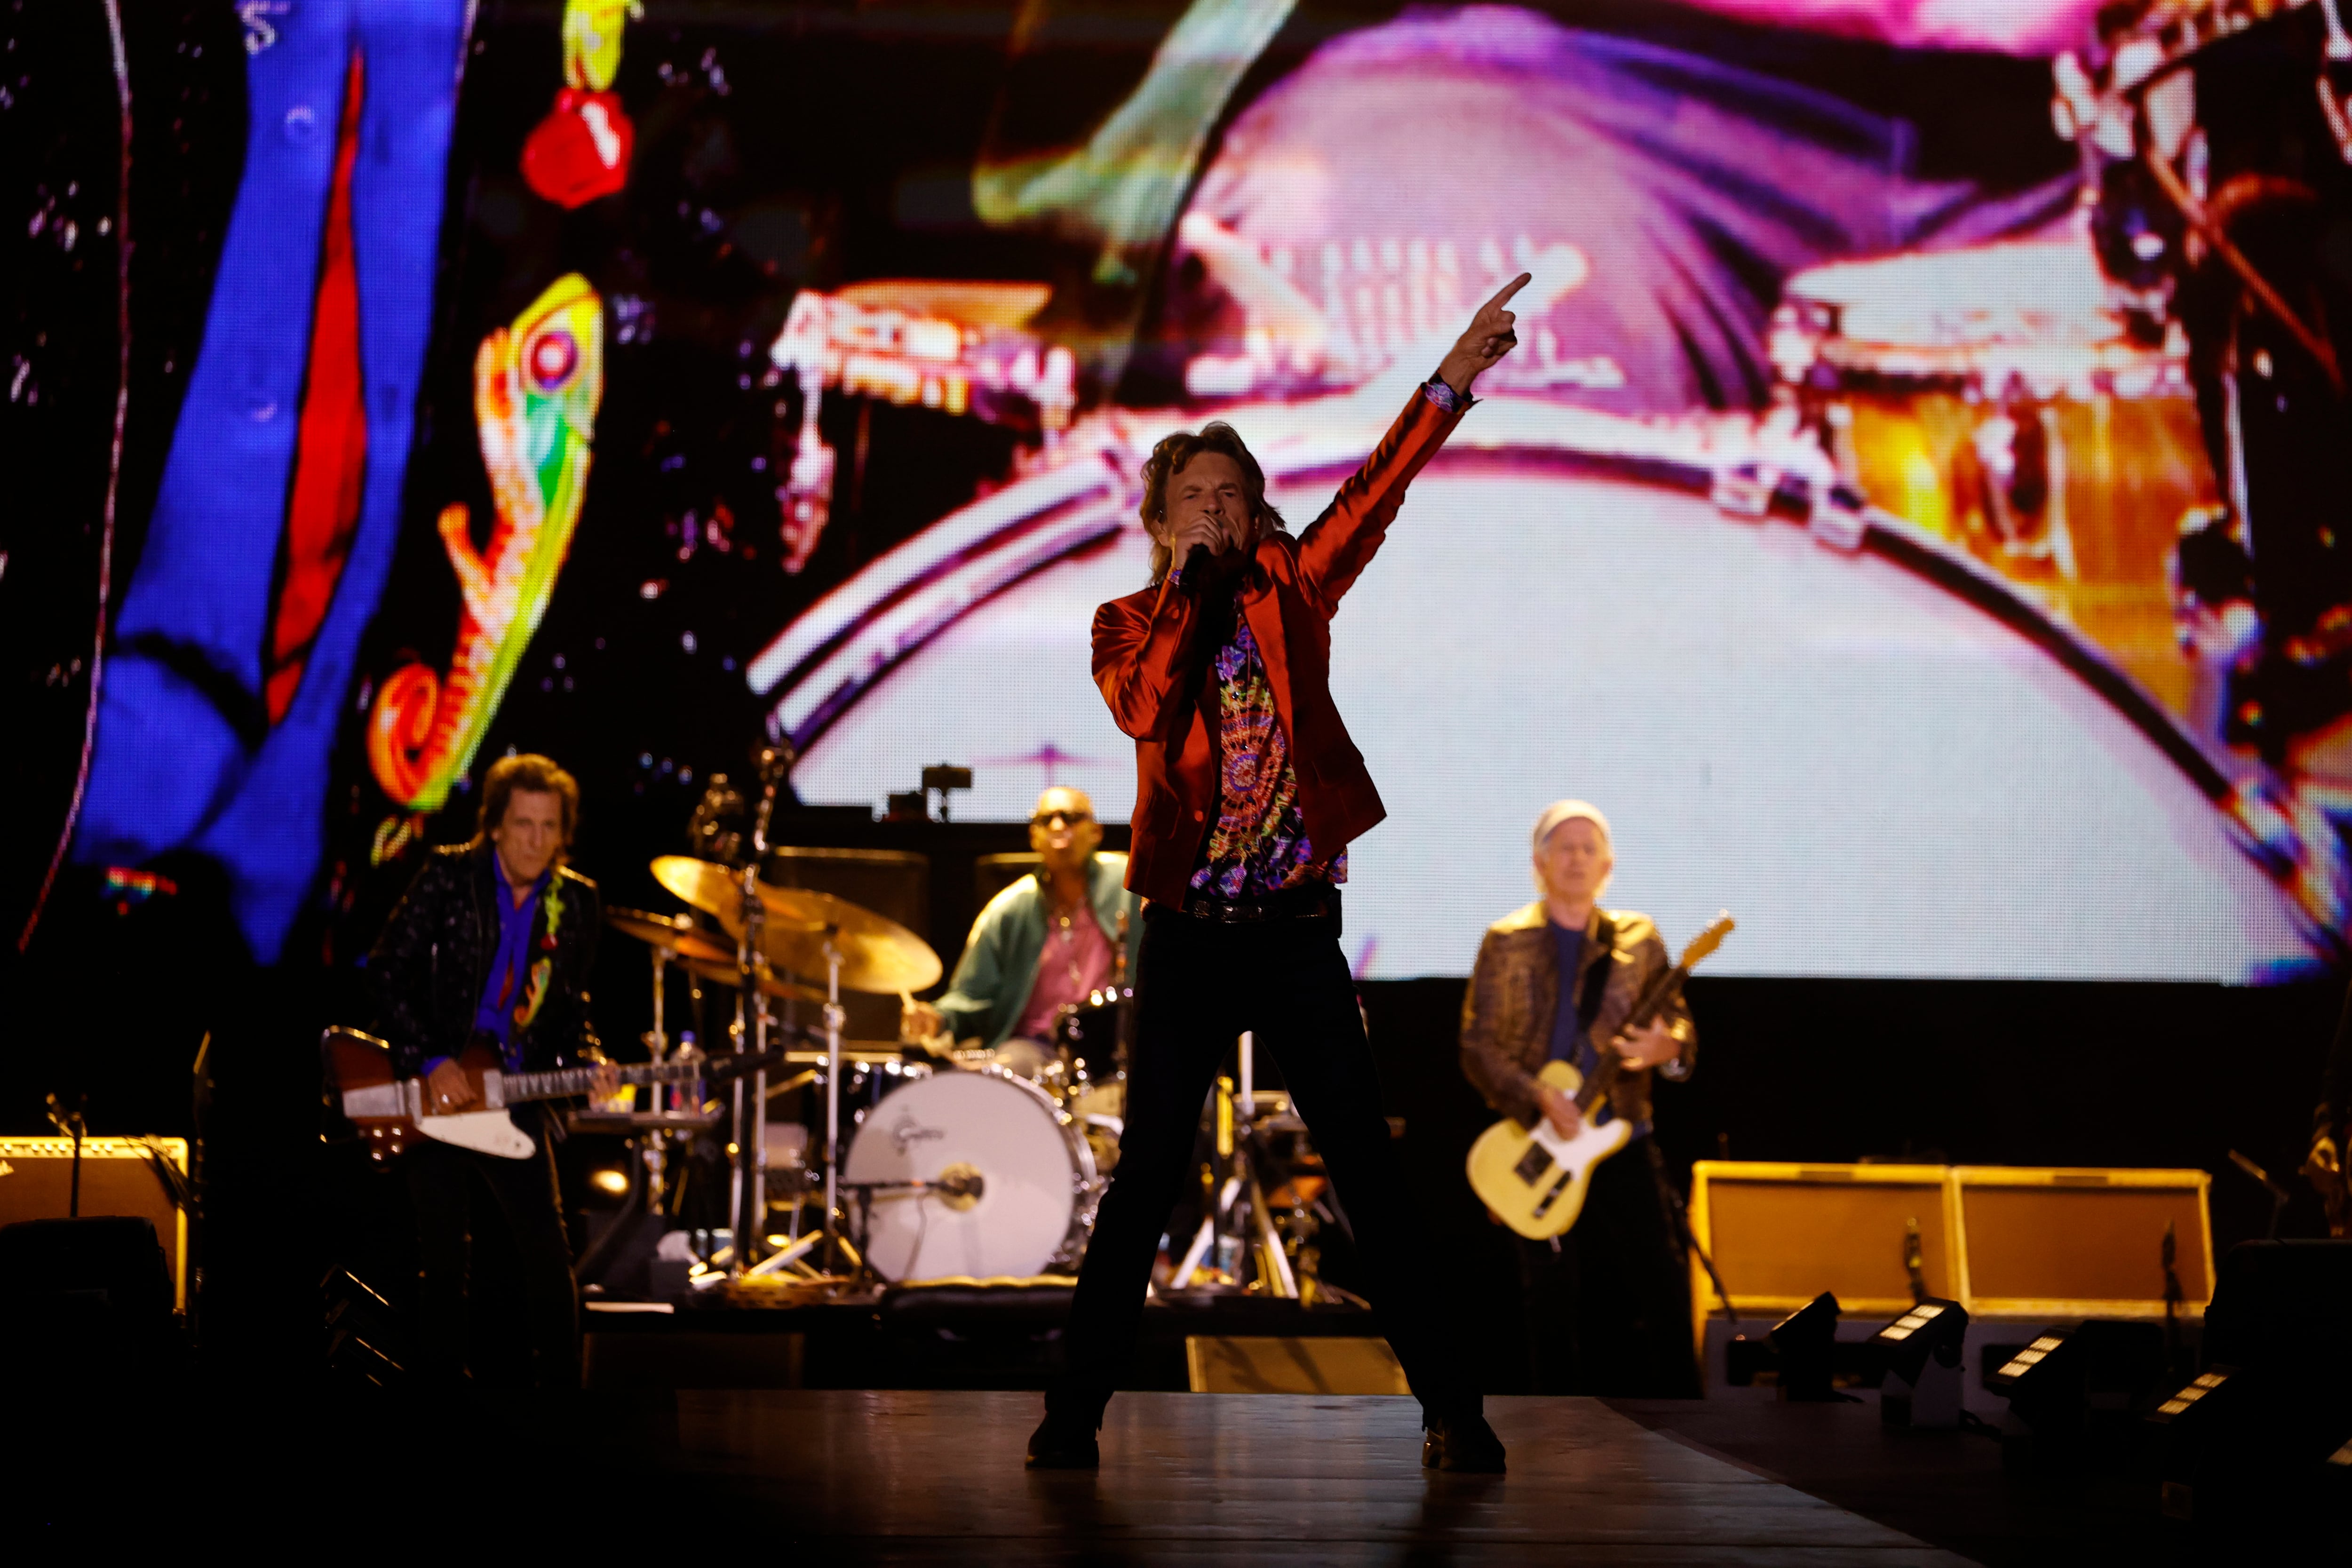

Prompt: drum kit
[{"left": 600, "top": 844, "right": 1138, "bottom": 1288}]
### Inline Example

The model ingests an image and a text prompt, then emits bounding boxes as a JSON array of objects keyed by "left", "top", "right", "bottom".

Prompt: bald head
[{"left": 1030, "top": 786, "right": 1103, "bottom": 875}]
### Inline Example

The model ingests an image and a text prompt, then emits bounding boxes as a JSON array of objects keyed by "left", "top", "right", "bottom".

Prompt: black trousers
[
  {"left": 1050, "top": 901, "right": 1478, "bottom": 1422},
  {"left": 1516, "top": 1136, "right": 1700, "bottom": 1397},
  {"left": 403, "top": 1106, "right": 580, "bottom": 1391}
]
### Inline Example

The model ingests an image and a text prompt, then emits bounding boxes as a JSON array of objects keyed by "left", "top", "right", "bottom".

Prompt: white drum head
[
  {"left": 840, "top": 1070, "right": 1085, "bottom": 1282},
  {"left": 782, "top": 428, "right": 2312, "bottom": 980}
]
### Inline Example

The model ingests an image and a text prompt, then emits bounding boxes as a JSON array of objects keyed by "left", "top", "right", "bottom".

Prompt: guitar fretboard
[
  {"left": 503, "top": 1059, "right": 711, "bottom": 1104},
  {"left": 1574, "top": 966, "right": 1689, "bottom": 1114}
]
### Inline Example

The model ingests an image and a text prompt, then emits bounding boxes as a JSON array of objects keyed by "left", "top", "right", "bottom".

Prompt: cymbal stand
[
  {"left": 647, "top": 942, "right": 669, "bottom": 1107},
  {"left": 730, "top": 748, "right": 790, "bottom": 1278},
  {"left": 819, "top": 928, "right": 846, "bottom": 1274}
]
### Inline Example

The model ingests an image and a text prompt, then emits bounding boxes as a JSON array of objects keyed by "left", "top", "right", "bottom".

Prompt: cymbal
[
  {"left": 651, "top": 854, "right": 941, "bottom": 995},
  {"left": 605, "top": 907, "right": 737, "bottom": 966},
  {"left": 679, "top": 955, "right": 826, "bottom": 1006},
  {"left": 730, "top": 888, "right": 941, "bottom": 995},
  {"left": 649, "top": 856, "right": 827, "bottom": 933}
]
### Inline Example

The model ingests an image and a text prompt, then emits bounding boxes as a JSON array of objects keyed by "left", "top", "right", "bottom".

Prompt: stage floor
[{"left": 639, "top": 1389, "right": 1975, "bottom": 1564}]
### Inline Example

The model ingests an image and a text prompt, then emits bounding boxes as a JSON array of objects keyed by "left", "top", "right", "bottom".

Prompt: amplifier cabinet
[
  {"left": 1952, "top": 1165, "right": 2213, "bottom": 1318},
  {"left": 1687, "top": 1161, "right": 1959, "bottom": 1323},
  {"left": 0, "top": 1138, "right": 190, "bottom": 1310}
]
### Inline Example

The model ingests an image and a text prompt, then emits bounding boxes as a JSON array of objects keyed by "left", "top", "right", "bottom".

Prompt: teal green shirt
[{"left": 936, "top": 853, "right": 1144, "bottom": 1047}]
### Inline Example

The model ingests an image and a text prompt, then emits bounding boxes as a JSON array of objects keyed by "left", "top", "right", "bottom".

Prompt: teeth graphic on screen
[{"left": 367, "top": 275, "right": 604, "bottom": 812}]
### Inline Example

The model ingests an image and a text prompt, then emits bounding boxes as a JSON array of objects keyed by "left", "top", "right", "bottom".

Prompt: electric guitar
[
  {"left": 1465, "top": 914, "right": 1733, "bottom": 1240},
  {"left": 323, "top": 1027, "right": 779, "bottom": 1162}
]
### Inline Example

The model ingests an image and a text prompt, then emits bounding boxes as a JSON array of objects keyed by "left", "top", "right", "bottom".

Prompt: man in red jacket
[{"left": 1028, "top": 276, "right": 1530, "bottom": 1472}]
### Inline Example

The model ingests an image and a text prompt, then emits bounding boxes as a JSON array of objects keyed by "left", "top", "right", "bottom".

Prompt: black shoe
[
  {"left": 1422, "top": 1413, "right": 1506, "bottom": 1473},
  {"left": 1026, "top": 1413, "right": 1100, "bottom": 1470}
]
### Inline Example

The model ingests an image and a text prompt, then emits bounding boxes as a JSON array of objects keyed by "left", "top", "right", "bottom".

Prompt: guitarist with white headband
[{"left": 1459, "top": 799, "right": 1700, "bottom": 1398}]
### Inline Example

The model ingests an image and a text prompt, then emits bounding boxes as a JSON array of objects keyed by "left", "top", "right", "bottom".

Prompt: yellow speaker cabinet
[
  {"left": 0, "top": 1137, "right": 191, "bottom": 1310},
  {"left": 1687, "top": 1161, "right": 2216, "bottom": 1337},
  {"left": 1688, "top": 1161, "right": 1959, "bottom": 1322},
  {"left": 1952, "top": 1165, "right": 2213, "bottom": 1318}
]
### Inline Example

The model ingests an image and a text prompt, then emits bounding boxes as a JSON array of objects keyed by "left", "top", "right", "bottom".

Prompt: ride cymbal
[
  {"left": 649, "top": 854, "right": 941, "bottom": 994},
  {"left": 740, "top": 888, "right": 942, "bottom": 995},
  {"left": 649, "top": 855, "right": 827, "bottom": 931}
]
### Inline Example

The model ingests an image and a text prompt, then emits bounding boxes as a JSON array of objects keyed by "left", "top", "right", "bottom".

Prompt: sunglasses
[{"left": 1031, "top": 809, "right": 1092, "bottom": 828}]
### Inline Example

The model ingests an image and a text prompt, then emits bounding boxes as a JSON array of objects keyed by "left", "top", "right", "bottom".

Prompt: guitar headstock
[{"left": 1677, "top": 912, "right": 1736, "bottom": 971}]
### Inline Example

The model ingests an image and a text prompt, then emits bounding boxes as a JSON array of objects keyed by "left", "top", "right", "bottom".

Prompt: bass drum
[
  {"left": 840, "top": 1069, "right": 1097, "bottom": 1282},
  {"left": 771, "top": 388, "right": 2320, "bottom": 978}
]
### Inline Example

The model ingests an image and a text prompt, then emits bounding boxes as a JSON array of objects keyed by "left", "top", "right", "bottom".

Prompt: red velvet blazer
[{"left": 1091, "top": 386, "right": 1467, "bottom": 907}]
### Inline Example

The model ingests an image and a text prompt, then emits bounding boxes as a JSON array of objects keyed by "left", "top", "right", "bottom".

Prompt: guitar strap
[{"left": 1574, "top": 914, "right": 1616, "bottom": 1041}]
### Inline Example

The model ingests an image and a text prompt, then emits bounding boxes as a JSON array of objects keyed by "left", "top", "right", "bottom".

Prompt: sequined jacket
[
  {"left": 1459, "top": 903, "right": 1695, "bottom": 1132},
  {"left": 368, "top": 843, "right": 603, "bottom": 1078}
]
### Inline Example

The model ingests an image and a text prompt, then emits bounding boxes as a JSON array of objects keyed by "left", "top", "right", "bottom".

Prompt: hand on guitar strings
[
  {"left": 427, "top": 1058, "right": 479, "bottom": 1114},
  {"left": 1538, "top": 1083, "right": 1583, "bottom": 1139},
  {"left": 1614, "top": 1017, "right": 1680, "bottom": 1071}
]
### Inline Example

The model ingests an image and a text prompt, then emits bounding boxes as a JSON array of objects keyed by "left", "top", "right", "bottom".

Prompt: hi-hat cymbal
[
  {"left": 649, "top": 856, "right": 827, "bottom": 932},
  {"left": 605, "top": 907, "right": 737, "bottom": 966},
  {"left": 678, "top": 955, "right": 827, "bottom": 1006}
]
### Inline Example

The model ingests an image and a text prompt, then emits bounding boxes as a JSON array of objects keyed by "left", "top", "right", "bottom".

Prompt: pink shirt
[{"left": 1014, "top": 901, "right": 1114, "bottom": 1040}]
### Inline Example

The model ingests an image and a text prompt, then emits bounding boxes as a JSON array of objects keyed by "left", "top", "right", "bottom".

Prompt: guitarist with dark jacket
[
  {"left": 1460, "top": 799, "right": 1699, "bottom": 1397},
  {"left": 368, "top": 753, "right": 604, "bottom": 1390}
]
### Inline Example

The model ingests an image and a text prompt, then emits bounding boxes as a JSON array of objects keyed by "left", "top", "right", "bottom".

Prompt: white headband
[{"left": 1532, "top": 799, "right": 1612, "bottom": 852}]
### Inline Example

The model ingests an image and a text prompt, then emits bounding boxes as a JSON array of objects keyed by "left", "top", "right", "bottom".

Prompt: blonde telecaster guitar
[{"left": 1466, "top": 914, "right": 1733, "bottom": 1239}]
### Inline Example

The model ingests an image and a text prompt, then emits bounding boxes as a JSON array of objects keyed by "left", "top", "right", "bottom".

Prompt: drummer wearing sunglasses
[
  {"left": 1029, "top": 277, "right": 1529, "bottom": 1473},
  {"left": 906, "top": 787, "right": 1142, "bottom": 1059}
]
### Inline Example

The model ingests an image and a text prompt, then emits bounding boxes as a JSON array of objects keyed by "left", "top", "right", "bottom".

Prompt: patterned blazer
[{"left": 1459, "top": 902, "right": 1695, "bottom": 1131}]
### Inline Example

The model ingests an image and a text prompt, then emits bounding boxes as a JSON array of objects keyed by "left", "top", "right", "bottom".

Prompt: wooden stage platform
[{"left": 632, "top": 1389, "right": 1976, "bottom": 1564}]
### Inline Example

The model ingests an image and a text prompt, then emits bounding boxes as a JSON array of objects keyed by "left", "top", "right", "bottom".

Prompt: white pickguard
[
  {"left": 1525, "top": 1115, "right": 1632, "bottom": 1200},
  {"left": 417, "top": 1110, "right": 537, "bottom": 1160}
]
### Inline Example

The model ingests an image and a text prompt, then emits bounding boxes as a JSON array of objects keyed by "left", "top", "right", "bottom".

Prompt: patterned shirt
[
  {"left": 1190, "top": 613, "right": 1346, "bottom": 899},
  {"left": 1179, "top": 377, "right": 1460, "bottom": 900}
]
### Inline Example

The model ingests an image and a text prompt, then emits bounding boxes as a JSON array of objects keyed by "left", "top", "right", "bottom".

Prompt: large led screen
[{"left": 32, "top": 0, "right": 2349, "bottom": 981}]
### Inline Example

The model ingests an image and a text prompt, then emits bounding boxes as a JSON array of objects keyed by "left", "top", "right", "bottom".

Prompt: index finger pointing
[{"left": 1482, "top": 271, "right": 1534, "bottom": 316}]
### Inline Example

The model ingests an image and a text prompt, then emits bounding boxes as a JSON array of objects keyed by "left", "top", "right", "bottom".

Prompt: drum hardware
[
  {"left": 678, "top": 954, "right": 827, "bottom": 1005},
  {"left": 733, "top": 748, "right": 792, "bottom": 1276},
  {"left": 1164, "top": 1064, "right": 1315, "bottom": 1298},
  {"left": 2059, "top": 0, "right": 2352, "bottom": 939},
  {"left": 650, "top": 832, "right": 945, "bottom": 1279},
  {"left": 2135, "top": 130, "right": 2343, "bottom": 392}
]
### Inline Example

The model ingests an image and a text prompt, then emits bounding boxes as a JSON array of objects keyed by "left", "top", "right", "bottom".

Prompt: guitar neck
[
  {"left": 500, "top": 1059, "right": 708, "bottom": 1105},
  {"left": 1572, "top": 963, "right": 1690, "bottom": 1114}
]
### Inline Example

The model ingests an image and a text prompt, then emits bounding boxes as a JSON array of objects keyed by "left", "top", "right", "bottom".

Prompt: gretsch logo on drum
[{"left": 889, "top": 1116, "right": 945, "bottom": 1157}]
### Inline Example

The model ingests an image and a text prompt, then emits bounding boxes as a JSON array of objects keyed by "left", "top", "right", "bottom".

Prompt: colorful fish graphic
[{"left": 367, "top": 274, "right": 604, "bottom": 812}]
